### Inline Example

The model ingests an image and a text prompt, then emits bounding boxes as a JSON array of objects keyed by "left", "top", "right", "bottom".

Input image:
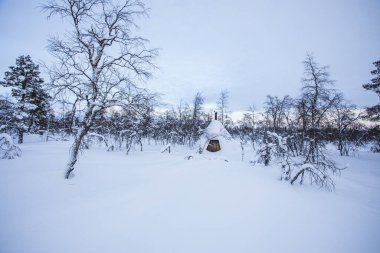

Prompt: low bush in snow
[
  {"left": 0, "top": 133, "right": 22, "bottom": 159},
  {"left": 256, "top": 131, "right": 344, "bottom": 190}
]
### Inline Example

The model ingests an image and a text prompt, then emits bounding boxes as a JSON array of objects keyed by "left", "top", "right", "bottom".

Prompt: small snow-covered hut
[
  {"left": 203, "top": 119, "right": 232, "bottom": 152},
  {"left": 198, "top": 112, "right": 240, "bottom": 156}
]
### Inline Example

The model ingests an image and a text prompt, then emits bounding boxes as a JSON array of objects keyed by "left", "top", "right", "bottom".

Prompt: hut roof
[{"left": 203, "top": 120, "right": 232, "bottom": 140}]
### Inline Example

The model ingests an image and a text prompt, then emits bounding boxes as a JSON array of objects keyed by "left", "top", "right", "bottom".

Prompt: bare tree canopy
[
  {"left": 192, "top": 92, "right": 204, "bottom": 122},
  {"left": 264, "top": 95, "right": 293, "bottom": 132},
  {"left": 217, "top": 89, "right": 229, "bottom": 125},
  {"left": 42, "top": 0, "right": 158, "bottom": 178}
]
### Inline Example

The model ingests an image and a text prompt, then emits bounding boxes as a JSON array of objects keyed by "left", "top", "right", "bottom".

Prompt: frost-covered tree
[
  {"left": 189, "top": 92, "right": 205, "bottom": 145},
  {"left": 0, "top": 55, "right": 51, "bottom": 143},
  {"left": 217, "top": 89, "right": 229, "bottom": 125},
  {"left": 42, "top": 0, "right": 158, "bottom": 178},
  {"left": 331, "top": 95, "right": 363, "bottom": 156},
  {"left": 192, "top": 92, "right": 204, "bottom": 123},
  {"left": 257, "top": 132, "right": 274, "bottom": 166},
  {"left": 290, "top": 54, "right": 342, "bottom": 189},
  {"left": 238, "top": 107, "right": 256, "bottom": 149},
  {"left": 253, "top": 55, "right": 344, "bottom": 190},
  {"left": 264, "top": 95, "right": 293, "bottom": 132}
]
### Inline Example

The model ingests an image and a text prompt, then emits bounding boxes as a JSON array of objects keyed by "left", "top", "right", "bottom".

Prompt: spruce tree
[
  {"left": 0, "top": 95, "right": 16, "bottom": 133},
  {"left": 363, "top": 60, "right": 380, "bottom": 121},
  {"left": 0, "top": 55, "right": 51, "bottom": 143},
  {"left": 363, "top": 60, "right": 380, "bottom": 152}
]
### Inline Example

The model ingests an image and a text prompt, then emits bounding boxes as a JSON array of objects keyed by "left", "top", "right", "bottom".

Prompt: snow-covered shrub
[
  {"left": 288, "top": 137, "right": 343, "bottom": 190},
  {"left": 197, "top": 143, "right": 203, "bottom": 154},
  {"left": 256, "top": 131, "right": 343, "bottom": 190},
  {"left": 0, "top": 133, "right": 21, "bottom": 159},
  {"left": 258, "top": 132, "right": 294, "bottom": 180},
  {"left": 257, "top": 131, "right": 286, "bottom": 166},
  {"left": 289, "top": 157, "right": 338, "bottom": 191},
  {"left": 370, "top": 129, "right": 380, "bottom": 153},
  {"left": 338, "top": 139, "right": 363, "bottom": 156},
  {"left": 257, "top": 140, "right": 274, "bottom": 166},
  {"left": 370, "top": 139, "right": 380, "bottom": 153},
  {"left": 84, "top": 132, "right": 108, "bottom": 149}
]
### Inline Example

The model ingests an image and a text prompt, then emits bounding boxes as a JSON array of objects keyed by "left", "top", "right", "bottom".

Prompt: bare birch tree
[
  {"left": 42, "top": 0, "right": 158, "bottom": 178},
  {"left": 264, "top": 95, "right": 293, "bottom": 132},
  {"left": 290, "top": 54, "right": 342, "bottom": 189},
  {"left": 331, "top": 95, "right": 363, "bottom": 156},
  {"left": 217, "top": 89, "right": 229, "bottom": 125}
]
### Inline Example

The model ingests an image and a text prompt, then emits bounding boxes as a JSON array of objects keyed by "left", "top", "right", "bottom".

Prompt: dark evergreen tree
[
  {"left": 363, "top": 60, "right": 380, "bottom": 121},
  {"left": 363, "top": 60, "right": 380, "bottom": 152},
  {"left": 0, "top": 55, "right": 51, "bottom": 143},
  {"left": 0, "top": 95, "right": 16, "bottom": 134}
]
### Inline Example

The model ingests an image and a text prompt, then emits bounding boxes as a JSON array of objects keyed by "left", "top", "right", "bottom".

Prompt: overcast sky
[{"left": 0, "top": 0, "right": 379, "bottom": 111}]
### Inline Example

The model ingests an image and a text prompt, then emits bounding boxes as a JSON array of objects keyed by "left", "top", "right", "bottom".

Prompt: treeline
[
  {"left": 1, "top": 54, "right": 379, "bottom": 186},
  {"left": 0, "top": 56, "right": 379, "bottom": 148}
]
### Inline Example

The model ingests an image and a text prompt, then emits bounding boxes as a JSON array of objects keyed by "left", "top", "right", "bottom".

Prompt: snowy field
[{"left": 1, "top": 136, "right": 380, "bottom": 253}]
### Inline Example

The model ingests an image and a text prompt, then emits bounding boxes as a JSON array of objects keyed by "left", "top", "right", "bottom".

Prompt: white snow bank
[{"left": 0, "top": 141, "right": 379, "bottom": 253}]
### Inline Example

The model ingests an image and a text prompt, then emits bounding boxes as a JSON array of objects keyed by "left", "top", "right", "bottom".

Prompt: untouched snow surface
[{"left": 1, "top": 136, "right": 380, "bottom": 253}]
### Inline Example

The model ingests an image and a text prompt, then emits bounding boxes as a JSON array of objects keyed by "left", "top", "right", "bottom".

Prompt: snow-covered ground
[{"left": 1, "top": 136, "right": 379, "bottom": 253}]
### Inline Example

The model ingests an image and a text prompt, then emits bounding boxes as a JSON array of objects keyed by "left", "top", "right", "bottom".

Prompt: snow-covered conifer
[{"left": 0, "top": 55, "right": 51, "bottom": 143}]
